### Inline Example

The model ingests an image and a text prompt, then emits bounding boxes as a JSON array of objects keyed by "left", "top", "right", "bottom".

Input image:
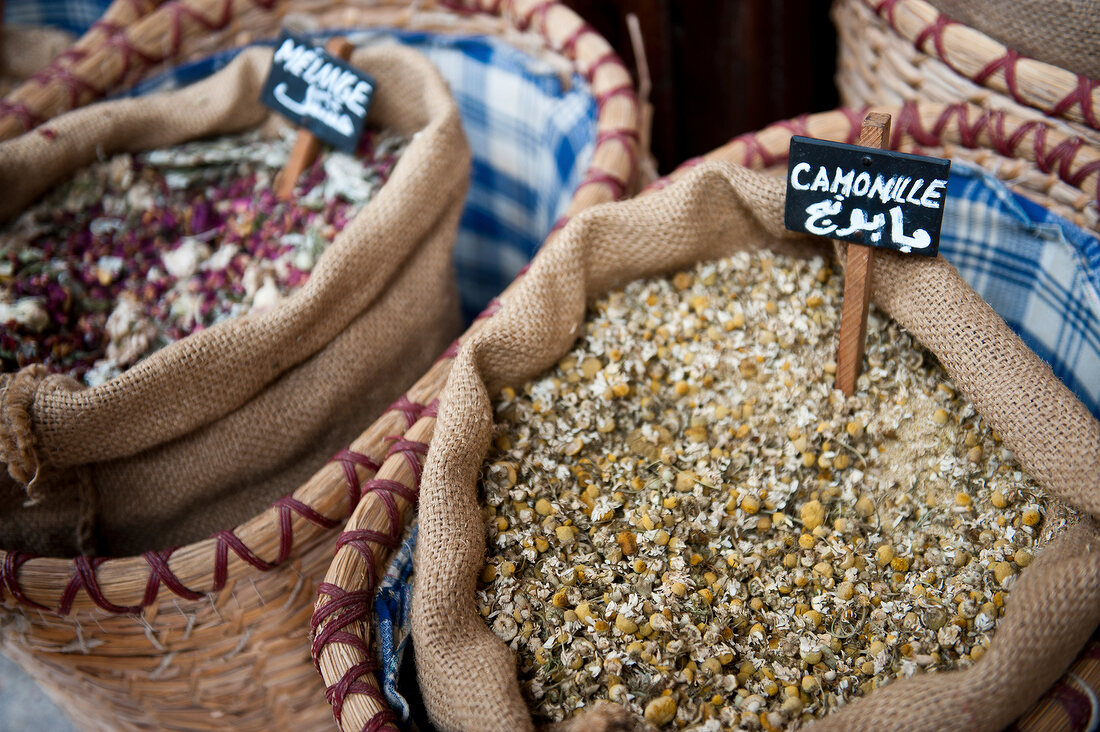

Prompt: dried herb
[
  {"left": 1, "top": 128, "right": 407, "bottom": 385},
  {"left": 479, "top": 251, "right": 1062, "bottom": 730}
]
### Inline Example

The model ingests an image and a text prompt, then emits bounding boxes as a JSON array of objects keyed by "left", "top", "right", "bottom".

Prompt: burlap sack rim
[
  {"left": 412, "top": 161, "right": 1100, "bottom": 732},
  {"left": 0, "top": 43, "right": 469, "bottom": 474}
]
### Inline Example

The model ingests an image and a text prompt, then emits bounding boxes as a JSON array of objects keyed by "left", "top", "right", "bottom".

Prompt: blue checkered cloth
[
  {"left": 940, "top": 162, "right": 1100, "bottom": 418},
  {"left": 3, "top": 0, "right": 110, "bottom": 35},
  {"left": 373, "top": 524, "right": 417, "bottom": 722},
  {"left": 123, "top": 29, "right": 596, "bottom": 322}
]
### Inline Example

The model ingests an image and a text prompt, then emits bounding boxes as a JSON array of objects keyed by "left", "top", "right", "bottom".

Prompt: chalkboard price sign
[
  {"left": 784, "top": 136, "right": 951, "bottom": 256},
  {"left": 260, "top": 31, "right": 375, "bottom": 155}
]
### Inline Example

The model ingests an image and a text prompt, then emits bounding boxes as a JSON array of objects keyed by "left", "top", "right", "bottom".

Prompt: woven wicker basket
[
  {"left": 0, "top": 3, "right": 639, "bottom": 730},
  {"left": 833, "top": 0, "right": 1100, "bottom": 146},
  {"left": 313, "top": 100, "right": 1099, "bottom": 730}
]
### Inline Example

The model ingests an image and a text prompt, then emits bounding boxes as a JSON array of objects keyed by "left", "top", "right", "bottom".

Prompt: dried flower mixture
[
  {"left": 1, "top": 128, "right": 407, "bottom": 385},
  {"left": 479, "top": 250, "right": 1057, "bottom": 730}
]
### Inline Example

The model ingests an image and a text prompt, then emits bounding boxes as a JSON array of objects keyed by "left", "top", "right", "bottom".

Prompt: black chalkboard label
[
  {"left": 783, "top": 136, "right": 951, "bottom": 256},
  {"left": 259, "top": 31, "right": 375, "bottom": 154}
]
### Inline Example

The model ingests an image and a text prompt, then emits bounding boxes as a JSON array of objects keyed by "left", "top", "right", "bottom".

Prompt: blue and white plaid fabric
[
  {"left": 124, "top": 29, "right": 596, "bottom": 321},
  {"left": 373, "top": 524, "right": 417, "bottom": 722},
  {"left": 3, "top": 0, "right": 110, "bottom": 35},
  {"left": 940, "top": 162, "right": 1100, "bottom": 418}
]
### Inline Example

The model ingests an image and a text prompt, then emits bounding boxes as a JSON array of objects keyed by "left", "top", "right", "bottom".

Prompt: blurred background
[{"left": 563, "top": 0, "right": 839, "bottom": 173}]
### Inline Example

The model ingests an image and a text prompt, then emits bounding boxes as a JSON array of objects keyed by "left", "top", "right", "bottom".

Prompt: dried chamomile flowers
[{"left": 478, "top": 250, "right": 1051, "bottom": 730}]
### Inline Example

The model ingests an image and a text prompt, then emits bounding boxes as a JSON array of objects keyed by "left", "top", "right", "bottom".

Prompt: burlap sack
[
  {"left": 0, "top": 43, "right": 469, "bottom": 557},
  {"left": 926, "top": 0, "right": 1100, "bottom": 80},
  {"left": 411, "top": 162, "right": 1100, "bottom": 731},
  {"left": 0, "top": 26, "right": 75, "bottom": 95}
]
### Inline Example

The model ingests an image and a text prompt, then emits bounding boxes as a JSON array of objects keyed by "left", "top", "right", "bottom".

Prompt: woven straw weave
[{"left": 833, "top": 0, "right": 1100, "bottom": 146}]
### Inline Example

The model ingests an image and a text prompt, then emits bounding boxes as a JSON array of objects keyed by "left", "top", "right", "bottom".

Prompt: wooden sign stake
[
  {"left": 835, "top": 112, "right": 892, "bottom": 397},
  {"left": 274, "top": 36, "right": 355, "bottom": 200}
]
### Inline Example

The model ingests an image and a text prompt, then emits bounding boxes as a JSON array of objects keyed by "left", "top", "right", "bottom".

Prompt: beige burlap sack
[
  {"left": 0, "top": 43, "right": 469, "bottom": 557},
  {"left": 0, "top": 26, "right": 75, "bottom": 95},
  {"left": 411, "top": 162, "right": 1100, "bottom": 731}
]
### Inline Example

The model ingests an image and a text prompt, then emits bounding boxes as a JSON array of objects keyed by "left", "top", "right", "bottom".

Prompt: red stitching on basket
[
  {"left": 1065, "top": 157, "right": 1100, "bottom": 193},
  {"left": 55, "top": 48, "right": 89, "bottom": 67},
  {"left": 676, "top": 156, "right": 705, "bottom": 174},
  {"left": 596, "top": 127, "right": 639, "bottom": 176},
  {"left": 578, "top": 170, "right": 627, "bottom": 199},
  {"left": 973, "top": 50, "right": 1028, "bottom": 106},
  {"left": 892, "top": 100, "right": 942, "bottom": 148},
  {"left": 59, "top": 556, "right": 143, "bottom": 615},
  {"left": 1049, "top": 77, "right": 1100, "bottom": 129},
  {"left": 359, "top": 479, "right": 419, "bottom": 538},
  {"left": 0, "top": 100, "right": 42, "bottom": 132},
  {"left": 311, "top": 585, "right": 397, "bottom": 729},
  {"left": 211, "top": 530, "right": 275, "bottom": 592},
  {"left": 387, "top": 394, "right": 428, "bottom": 429},
  {"left": 517, "top": 0, "right": 554, "bottom": 33},
  {"left": 141, "top": 548, "right": 203, "bottom": 604},
  {"left": 273, "top": 496, "right": 339, "bottom": 564},
  {"left": 560, "top": 22, "right": 595, "bottom": 58},
  {"left": 1006, "top": 120, "right": 1037, "bottom": 158},
  {"left": 585, "top": 51, "right": 621, "bottom": 83},
  {"left": 88, "top": 19, "right": 123, "bottom": 37},
  {"left": 838, "top": 107, "right": 870, "bottom": 143},
  {"left": 1041, "top": 136, "right": 1087, "bottom": 182},
  {"left": 872, "top": 0, "right": 901, "bottom": 26},
  {"left": 913, "top": 13, "right": 955, "bottom": 60},
  {"left": 1, "top": 553, "right": 48, "bottom": 610},
  {"left": 360, "top": 710, "right": 399, "bottom": 732},
  {"left": 596, "top": 127, "right": 638, "bottom": 148},
  {"left": 774, "top": 115, "right": 811, "bottom": 139},
  {"left": 436, "top": 0, "right": 477, "bottom": 16},
  {"left": 330, "top": 449, "right": 382, "bottom": 513},
  {"left": 931, "top": 103, "right": 977, "bottom": 147},
  {"left": 729, "top": 132, "right": 782, "bottom": 169},
  {"left": 311, "top": 434, "right": 429, "bottom": 703},
  {"left": 595, "top": 83, "right": 635, "bottom": 110},
  {"left": 1050, "top": 679, "right": 1096, "bottom": 730},
  {"left": 158, "top": 0, "right": 236, "bottom": 65},
  {"left": 102, "top": 32, "right": 160, "bottom": 83},
  {"left": 385, "top": 439, "right": 428, "bottom": 485},
  {"left": 30, "top": 65, "right": 101, "bottom": 107}
]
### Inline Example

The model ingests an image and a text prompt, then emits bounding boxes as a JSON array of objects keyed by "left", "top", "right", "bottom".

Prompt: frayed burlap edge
[{"left": 412, "top": 162, "right": 1100, "bottom": 731}]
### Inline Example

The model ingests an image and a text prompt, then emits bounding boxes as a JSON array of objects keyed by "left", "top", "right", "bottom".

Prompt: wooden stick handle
[
  {"left": 835, "top": 112, "right": 892, "bottom": 397},
  {"left": 275, "top": 37, "right": 355, "bottom": 201}
]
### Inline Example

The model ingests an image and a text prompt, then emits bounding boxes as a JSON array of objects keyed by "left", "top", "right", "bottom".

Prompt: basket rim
[
  {"left": 844, "top": 0, "right": 1100, "bottom": 133},
  {"left": 0, "top": 0, "right": 639, "bottom": 615},
  {"left": 310, "top": 99, "right": 1100, "bottom": 731}
]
